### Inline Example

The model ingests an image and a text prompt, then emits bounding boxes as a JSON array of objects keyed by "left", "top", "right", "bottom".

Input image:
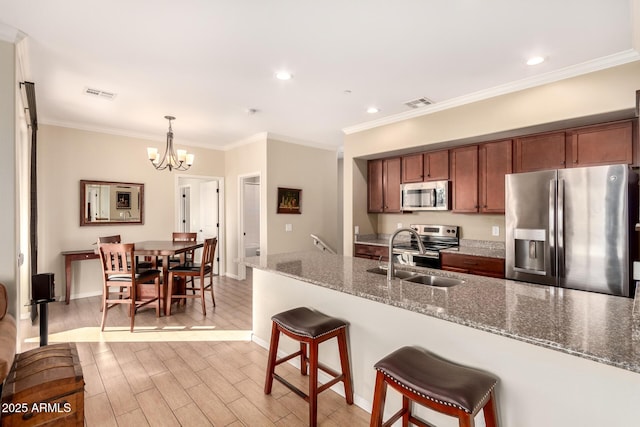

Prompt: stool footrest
[
  {"left": 273, "top": 373, "right": 309, "bottom": 400},
  {"left": 275, "top": 350, "right": 304, "bottom": 367}
]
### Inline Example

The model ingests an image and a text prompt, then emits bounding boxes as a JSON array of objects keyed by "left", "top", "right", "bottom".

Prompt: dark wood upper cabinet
[
  {"left": 568, "top": 120, "right": 633, "bottom": 167},
  {"left": 424, "top": 150, "right": 449, "bottom": 181},
  {"left": 401, "top": 153, "right": 424, "bottom": 183},
  {"left": 451, "top": 145, "right": 479, "bottom": 213},
  {"left": 368, "top": 159, "right": 384, "bottom": 213},
  {"left": 368, "top": 157, "right": 401, "bottom": 213},
  {"left": 402, "top": 150, "right": 449, "bottom": 183},
  {"left": 479, "top": 140, "right": 512, "bottom": 214},
  {"left": 514, "top": 131, "right": 566, "bottom": 173},
  {"left": 383, "top": 157, "right": 402, "bottom": 213}
]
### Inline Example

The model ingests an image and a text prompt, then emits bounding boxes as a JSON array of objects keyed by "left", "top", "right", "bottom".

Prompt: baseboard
[
  {"left": 67, "top": 290, "right": 102, "bottom": 301},
  {"left": 225, "top": 272, "right": 241, "bottom": 280}
]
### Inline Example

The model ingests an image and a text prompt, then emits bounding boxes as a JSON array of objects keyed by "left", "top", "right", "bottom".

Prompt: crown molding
[
  {"left": 0, "top": 23, "right": 18, "bottom": 43},
  {"left": 265, "top": 132, "right": 338, "bottom": 152},
  {"left": 220, "top": 132, "right": 268, "bottom": 151},
  {"left": 343, "top": 50, "right": 640, "bottom": 135},
  {"left": 38, "top": 118, "right": 220, "bottom": 150}
]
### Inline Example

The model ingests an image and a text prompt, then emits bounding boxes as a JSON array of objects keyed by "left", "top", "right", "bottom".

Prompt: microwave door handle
[{"left": 431, "top": 188, "right": 437, "bottom": 207}]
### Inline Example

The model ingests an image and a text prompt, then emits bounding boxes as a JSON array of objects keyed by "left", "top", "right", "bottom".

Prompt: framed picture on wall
[
  {"left": 277, "top": 187, "right": 301, "bottom": 214},
  {"left": 116, "top": 191, "right": 131, "bottom": 209}
]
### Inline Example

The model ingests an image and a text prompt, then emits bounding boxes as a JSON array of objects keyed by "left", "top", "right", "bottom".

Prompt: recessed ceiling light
[
  {"left": 367, "top": 107, "right": 380, "bottom": 114},
  {"left": 526, "top": 56, "right": 545, "bottom": 66},
  {"left": 275, "top": 71, "right": 293, "bottom": 80}
]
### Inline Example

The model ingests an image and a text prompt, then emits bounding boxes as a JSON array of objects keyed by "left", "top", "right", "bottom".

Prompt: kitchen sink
[
  {"left": 366, "top": 267, "right": 420, "bottom": 280},
  {"left": 403, "top": 275, "right": 463, "bottom": 287},
  {"left": 365, "top": 267, "right": 461, "bottom": 286}
]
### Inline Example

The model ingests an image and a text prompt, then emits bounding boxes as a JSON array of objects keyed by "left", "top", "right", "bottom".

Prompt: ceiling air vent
[
  {"left": 84, "top": 87, "right": 117, "bottom": 100},
  {"left": 404, "top": 97, "right": 434, "bottom": 109}
]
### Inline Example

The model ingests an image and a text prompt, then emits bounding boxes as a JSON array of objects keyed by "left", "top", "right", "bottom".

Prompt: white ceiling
[{"left": 0, "top": 0, "right": 638, "bottom": 151}]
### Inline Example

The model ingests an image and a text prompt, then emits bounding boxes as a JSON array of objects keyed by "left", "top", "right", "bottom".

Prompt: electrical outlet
[
  {"left": 397, "top": 223, "right": 403, "bottom": 229},
  {"left": 492, "top": 226, "right": 500, "bottom": 236},
  {"left": 285, "top": 224, "right": 292, "bottom": 232},
  {"left": 354, "top": 226, "right": 360, "bottom": 235}
]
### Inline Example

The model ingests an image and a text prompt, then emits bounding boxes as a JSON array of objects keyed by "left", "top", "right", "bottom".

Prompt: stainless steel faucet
[{"left": 388, "top": 228, "right": 426, "bottom": 281}]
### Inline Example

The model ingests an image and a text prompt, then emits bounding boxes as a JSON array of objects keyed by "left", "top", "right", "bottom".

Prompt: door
[
  {"left": 178, "top": 186, "right": 191, "bottom": 232},
  {"left": 239, "top": 174, "right": 261, "bottom": 280},
  {"left": 558, "top": 165, "right": 631, "bottom": 296},
  {"left": 199, "top": 180, "right": 219, "bottom": 274},
  {"left": 505, "top": 169, "right": 557, "bottom": 286}
]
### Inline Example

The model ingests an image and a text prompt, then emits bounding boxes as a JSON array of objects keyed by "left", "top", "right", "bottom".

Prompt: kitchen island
[{"left": 244, "top": 251, "right": 640, "bottom": 427}]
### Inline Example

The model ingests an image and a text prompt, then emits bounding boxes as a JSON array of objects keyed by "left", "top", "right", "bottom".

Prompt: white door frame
[
  {"left": 175, "top": 174, "right": 225, "bottom": 277},
  {"left": 238, "top": 172, "right": 261, "bottom": 280}
]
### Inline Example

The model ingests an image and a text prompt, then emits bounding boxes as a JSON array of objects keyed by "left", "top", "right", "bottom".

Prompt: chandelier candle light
[{"left": 147, "top": 115, "right": 194, "bottom": 171}]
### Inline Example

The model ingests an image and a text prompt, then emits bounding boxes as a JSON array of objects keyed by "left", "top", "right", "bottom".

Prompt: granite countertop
[{"left": 243, "top": 251, "right": 640, "bottom": 374}]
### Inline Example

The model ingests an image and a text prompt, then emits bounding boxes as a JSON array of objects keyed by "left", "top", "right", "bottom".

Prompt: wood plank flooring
[{"left": 18, "top": 273, "right": 370, "bottom": 426}]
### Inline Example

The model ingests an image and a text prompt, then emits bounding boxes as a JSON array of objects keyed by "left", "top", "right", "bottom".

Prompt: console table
[{"left": 61, "top": 249, "right": 99, "bottom": 304}]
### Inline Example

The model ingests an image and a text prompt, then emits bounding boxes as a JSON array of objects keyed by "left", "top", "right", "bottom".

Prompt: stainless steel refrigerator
[{"left": 505, "top": 164, "right": 638, "bottom": 297}]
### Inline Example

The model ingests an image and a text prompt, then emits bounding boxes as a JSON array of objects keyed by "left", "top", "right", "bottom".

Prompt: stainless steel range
[{"left": 392, "top": 224, "right": 459, "bottom": 269}]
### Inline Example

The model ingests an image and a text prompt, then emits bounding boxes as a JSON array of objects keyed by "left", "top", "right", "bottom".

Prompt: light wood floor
[{"left": 19, "top": 274, "right": 370, "bottom": 426}]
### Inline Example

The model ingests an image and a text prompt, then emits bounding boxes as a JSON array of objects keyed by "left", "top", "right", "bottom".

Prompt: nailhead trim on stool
[
  {"left": 370, "top": 346, "right": 499, "bottom": 427},
  {"left": 264, "top": 307, "right": 354, "bottom": 427}
]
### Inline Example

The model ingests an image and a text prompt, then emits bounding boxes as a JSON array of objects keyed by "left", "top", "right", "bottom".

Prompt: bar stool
[
  {"left": 264, "top": 307, "right": 354, "bottom": 427},
  {"left": 370, "top": 346, "right": 499, "bottom": 427}
]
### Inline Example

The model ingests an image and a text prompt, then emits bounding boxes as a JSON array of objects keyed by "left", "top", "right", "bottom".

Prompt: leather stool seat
[
  {"left": 371, "top": 346, "right": 499, "bottom": 427},
  {"left": 264, "top": 307, "right": 353, "bottom": 427},
  {"left": 271, "top": 307, "right": 347, "bottom": 338}
]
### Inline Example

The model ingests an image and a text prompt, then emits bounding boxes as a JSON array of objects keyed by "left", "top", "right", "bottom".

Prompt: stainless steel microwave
[{"left": 401, "top": 181, "right": 450, "bottom": 211}]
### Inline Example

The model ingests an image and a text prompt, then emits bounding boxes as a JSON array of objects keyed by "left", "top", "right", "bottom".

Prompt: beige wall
[
  {"left": 223, "top": 137, "right": 267, "bottom": 278},
  {"left": 266, "top": 138, "right": 339, "bottom": 254},
  {"left": 0, "top": 40, "right": 17, "bottom": 316},
  {"left": 344, "top": 61, "right": 640, "bottom": 254},
  {"left": 38, "top": 125, "right": 225, "bottom": 299}
]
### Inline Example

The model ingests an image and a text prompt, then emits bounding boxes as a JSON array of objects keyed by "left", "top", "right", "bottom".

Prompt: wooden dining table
[{"left": 134, "top": 240, "right": 204, "bottom": 314}]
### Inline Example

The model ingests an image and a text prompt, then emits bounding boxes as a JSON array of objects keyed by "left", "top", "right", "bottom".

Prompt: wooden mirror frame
[{"left": 80, "top": 180, "right": 145, "bottom": 226}]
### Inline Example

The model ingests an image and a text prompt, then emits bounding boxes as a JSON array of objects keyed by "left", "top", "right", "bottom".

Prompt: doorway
[
  {"left": 176, "top": 175, "right": 223, "bottom": 275},
  {"left": 239, "top": 173, "right": 261, "bottom": 280}
]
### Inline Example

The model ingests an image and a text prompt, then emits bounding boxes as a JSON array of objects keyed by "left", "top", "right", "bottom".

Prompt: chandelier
[{"left": 147, "top": 116, "right": 194, "bottom": 171}]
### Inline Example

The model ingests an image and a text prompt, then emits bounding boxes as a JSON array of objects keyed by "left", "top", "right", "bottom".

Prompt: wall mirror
[{"left": 80, "top": 180, "right": 144, "bottom": 226}]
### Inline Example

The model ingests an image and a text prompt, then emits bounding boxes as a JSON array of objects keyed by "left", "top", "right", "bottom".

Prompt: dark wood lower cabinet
[
  {"left": 354, "top": 244, "right": 389, "bottom": 261},
  {"left": 441, "top": 252, "right": 505, "bottom": 278}
]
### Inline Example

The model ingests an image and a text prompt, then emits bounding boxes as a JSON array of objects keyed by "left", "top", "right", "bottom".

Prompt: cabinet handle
[{"left": 463, "top": 261, "right": 479, "bottom": 265}]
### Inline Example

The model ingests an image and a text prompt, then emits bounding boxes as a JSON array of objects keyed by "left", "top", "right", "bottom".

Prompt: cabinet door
[
  {"left": 479, "top": 140, "right": 512, "bottom": 214},
  {"left": 451, "top": 146, "right": 479, "bottom": 213},
  {"left": 402, "top": 153, "right": 424, "bottom": 183},
  {"left": 514, "top": 131, "right": 566, "bottom": 172},
  {"left": 368, "top": 159, "right": 384, "bottom": 213},
  {"left": 441, "top": 253, "right": 505, "bottom": 278},
  {"left": 425, "top": 150, "right": 449, "bottom": 181},
  {"left": 383, "top": 157, "right": 402, "bottom": 212},
  {"left": 569, "top": 120, "right": 633, "bottom": 167},
  {"left": 354, "top": 244, "right": 389, "bottom": 261}
]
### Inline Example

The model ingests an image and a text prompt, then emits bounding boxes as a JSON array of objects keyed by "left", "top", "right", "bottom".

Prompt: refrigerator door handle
[
  {"left": 557, "top": 179, "right": 565, "bottom": 279},
  {"left": 549, "top": 180, "right": 556, "bottom": 278}
]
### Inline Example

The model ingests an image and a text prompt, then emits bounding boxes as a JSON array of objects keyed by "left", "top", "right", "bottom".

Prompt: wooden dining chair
[
  {"left": 98, "top": 243, "right": 162, "bottom": 332},
  {"left": 167, "top": 237, "right": 217, "bottom": 316},
  {"left": 98, "top": 235, "right": 121, "bottom": 244},
  {"left": 171, "top": 232, "right": 198, "bottom": 265},
  {"left": 98, "top": 234, "right": 153, "bottom": 270}
]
